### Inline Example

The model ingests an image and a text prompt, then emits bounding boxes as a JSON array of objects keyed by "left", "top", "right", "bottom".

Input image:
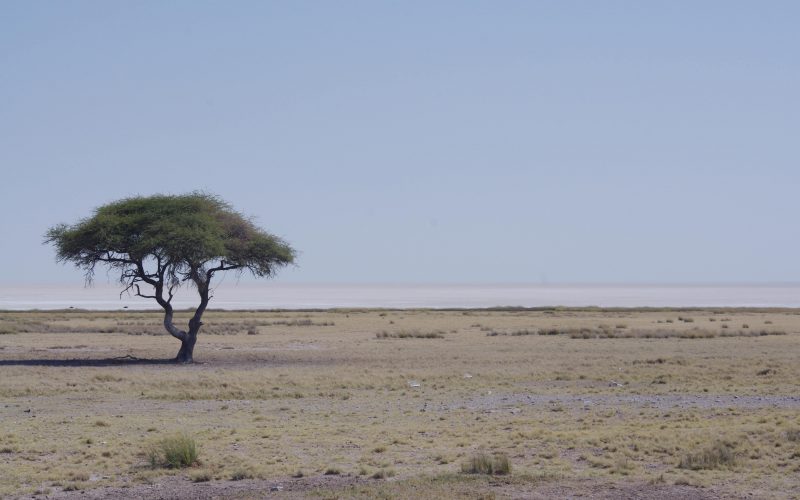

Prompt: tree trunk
[
  {"left": 175, "top": 331, "right": 197, "bottom": 363},
  {"left": 158, "top": 270, "right": 211, "bottom": 364},
  {"left": 175, "top": 317, "right": 202, "bottom": 363},
  {"left": 175, "top": 316, "right": 203, "bottom": 363}
]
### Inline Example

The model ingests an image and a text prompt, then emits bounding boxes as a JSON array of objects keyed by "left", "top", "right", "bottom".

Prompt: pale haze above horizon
[{"left": 2, "top": 2, "right": 799, "bottom": 286}]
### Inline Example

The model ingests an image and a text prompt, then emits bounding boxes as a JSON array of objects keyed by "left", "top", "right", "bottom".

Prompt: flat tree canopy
[{"left": 46, "top": 192, "right": 295, "bottom": 362}]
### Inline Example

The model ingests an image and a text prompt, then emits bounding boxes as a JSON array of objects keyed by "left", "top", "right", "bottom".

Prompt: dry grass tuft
[
  {"left": 678, "top": 441, "right": 736, "bottom": 470},
  {"left": 230, "top": 468, "right": 254, "bottom": 481},
  {"left": 461, "top": 452, "right": 511, "bottom": 475},
  {"left": 376, "top": 330, "right": 444, "bottom": 339},
  {"left": 190, "top": 471, "right": 211, "bottom": 482}
]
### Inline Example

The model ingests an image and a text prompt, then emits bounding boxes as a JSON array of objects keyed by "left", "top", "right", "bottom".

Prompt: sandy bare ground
[
  {"left": 461, "top": 392, "right": 800, "bottom": 412},
  {"left": 29, "top": 474, "right": 738, "bottom": 500}
]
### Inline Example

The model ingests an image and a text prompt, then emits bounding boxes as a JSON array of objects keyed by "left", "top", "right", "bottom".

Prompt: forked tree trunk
[
  {"left": 175, "top": 317, "right": 203, "bottom": 363},
  {"left": 175, "top": 331, "right": 198, "bottom": 363},
  {"left": 158, "top": 273, "right": 211, "bottom": 364}
]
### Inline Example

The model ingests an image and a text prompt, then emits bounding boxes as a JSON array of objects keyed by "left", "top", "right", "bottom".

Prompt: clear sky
[{"left": 1, "top": 1, "right": 799, "bottom": 285}]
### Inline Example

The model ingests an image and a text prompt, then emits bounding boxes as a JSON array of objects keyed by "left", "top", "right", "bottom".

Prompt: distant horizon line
[{"left": 4, "top": 281, "right": 800, "bottom": 288}]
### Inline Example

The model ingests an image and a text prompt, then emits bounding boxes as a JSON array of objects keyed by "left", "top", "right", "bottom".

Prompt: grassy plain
[{"left": 1, "top": 308, "right": 799, "bottom": 498}]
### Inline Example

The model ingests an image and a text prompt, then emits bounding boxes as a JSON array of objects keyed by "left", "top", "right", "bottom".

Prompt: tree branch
[
  {"left": 206, "top": 260, "right": 240, "bottom": 281},
  {"left": 98, "top": 252, "right": 136, "bottom": 265},
  {"left": 162, "top": 306, "right": 187, "bottom": 341},
  {"left": 135, "top": 260, "right": 159, "bottom": 287},
  {"left": 133, "top": 284, "right": 157, "bottom": 300}
]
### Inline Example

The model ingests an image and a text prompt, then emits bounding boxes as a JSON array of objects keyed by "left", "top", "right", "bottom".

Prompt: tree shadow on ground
[{"left": 0, "top": 356, "right": 177, "bottom": 367}]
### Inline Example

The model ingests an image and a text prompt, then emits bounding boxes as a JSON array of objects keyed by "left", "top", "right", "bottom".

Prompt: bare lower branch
[
  {"left": 135, "top": 260, "right": 159, "bottom": 287},
  {"left": 133, "top": 284, "right": 157, "bottom": 300}
]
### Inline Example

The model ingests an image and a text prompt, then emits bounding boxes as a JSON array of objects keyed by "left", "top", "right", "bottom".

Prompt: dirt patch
[
  {"left": 494, "top": 478, "right": 740, "bottom": 500},
  {"left": 32, "top": 475, "right": 741, "bottom": 500},
  {"left": 460, "top": 392, "right": 800, "bottom": 413},
  {"left": 31, "top": 474, "right": 357, "bottom": 499}
]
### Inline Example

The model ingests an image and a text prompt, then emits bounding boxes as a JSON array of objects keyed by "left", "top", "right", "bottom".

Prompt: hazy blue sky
[{"left": 2, "top": 1, "right": 799, "bottom": 285}]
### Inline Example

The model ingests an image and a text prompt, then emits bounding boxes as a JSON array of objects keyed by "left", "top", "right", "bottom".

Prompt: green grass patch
[{"left": 147, "top": 432, "right": 198, "bottom": 469}]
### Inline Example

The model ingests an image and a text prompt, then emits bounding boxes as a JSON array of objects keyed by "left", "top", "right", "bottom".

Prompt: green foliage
[
  {"left": 45, "top": 192, "right": 295, "bottom": 285},
  {"left": 147, "top": 432, "right": 198, "bottom": 469}
]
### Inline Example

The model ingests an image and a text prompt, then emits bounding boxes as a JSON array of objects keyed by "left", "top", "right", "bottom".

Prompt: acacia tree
[{"left": 45, "top": 193, "right": 296, "bottom": 363}]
